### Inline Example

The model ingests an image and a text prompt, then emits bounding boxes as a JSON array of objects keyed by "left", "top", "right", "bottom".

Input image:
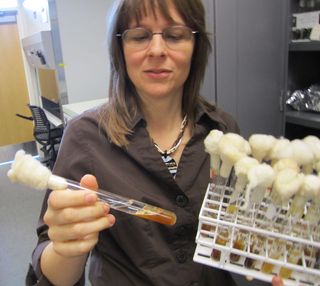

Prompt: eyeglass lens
[{"left": 122, "top": 26, "right": 195, "bottom": 50}]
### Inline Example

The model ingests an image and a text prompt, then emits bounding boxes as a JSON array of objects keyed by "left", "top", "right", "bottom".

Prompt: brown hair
[{"left": 100, "top": 0, "right": 212, "bottom": 147}]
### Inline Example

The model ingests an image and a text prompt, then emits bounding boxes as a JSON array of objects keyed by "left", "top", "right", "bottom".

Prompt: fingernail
[
  {"left": 108, "top": 215, "right": 115, "bottom": 226},
  {"left": 246, "top": 275, "right": 254, "bottom": 281},
  {"left": 84, "top": 193, "right": 97, "bottom": 204},
  {"left": 103, "top": 204, "right": 110, "bottom": 214}
]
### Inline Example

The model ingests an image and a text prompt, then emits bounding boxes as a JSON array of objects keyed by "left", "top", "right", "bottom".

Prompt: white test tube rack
[{"left": 193, "top": 184, "right": 320, "bottom": 286}]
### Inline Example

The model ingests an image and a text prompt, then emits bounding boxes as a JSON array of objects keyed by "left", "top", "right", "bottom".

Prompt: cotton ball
[
  {"left": 269, "top": 138, "right": 293, "bottom": 163},
  {"left": 249, "top": 134, "right": 276, "bottom": 162},
  {"left": 290, "top": 139, "right": 314, "bottom": 173}
]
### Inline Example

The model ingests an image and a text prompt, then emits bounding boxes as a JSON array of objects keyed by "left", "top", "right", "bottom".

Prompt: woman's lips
[{"left": 144, "top": 69, "right": 171, "bottom": 79}]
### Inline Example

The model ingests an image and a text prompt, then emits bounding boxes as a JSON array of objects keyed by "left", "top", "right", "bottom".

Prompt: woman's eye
[
  {"left": 166, "top": 33, "right": 185, "bottom": 41},
  {"left": 131, "top": 34, "right": 149, "bottom": 42}
]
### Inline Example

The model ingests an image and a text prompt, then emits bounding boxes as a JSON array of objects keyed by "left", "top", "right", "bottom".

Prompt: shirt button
[
  {"left": 175, "top": 194, "right": 188, "bottom": 207},
  {"left": 175, "top": 249, "right": 188, "bottom": 263}
]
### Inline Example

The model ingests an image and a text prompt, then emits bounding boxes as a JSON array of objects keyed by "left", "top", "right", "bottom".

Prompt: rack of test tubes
[{"left": 193, "top": 183, "right": 320, "bottom": 286}]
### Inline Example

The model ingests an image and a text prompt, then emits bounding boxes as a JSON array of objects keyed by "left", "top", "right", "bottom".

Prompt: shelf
[
  {"left": 289, "top": 41, "right": 320, "bottom": 52},
  {"left": 285, "top": 110, "right": 320, "bottom": 130}
]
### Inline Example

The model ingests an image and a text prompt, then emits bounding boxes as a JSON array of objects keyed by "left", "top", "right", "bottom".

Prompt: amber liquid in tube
[
  {"left": 261, "top": 239, "right": 284, "bottom": 274},
  {"left": 135, "top": 206, "right": 177, "bottom": 225},
  {"left": 230, "top": 240, "right": 245, "bottom": 262},
  {"left": 279, "top": 267, "right": 293, "bottom": 279},
  {"left": 261, "top": 262, "right": 275, "bottom": 274},
  {"left": 244, "top": 235, "right": 265, "bottom": 269},
  {"left": 230, "top": 231, "right": 248, "bottom": 262},
  {"left": 211, "top": 229, "right": 229, "bottom": 261},
  {"left": 95, "top": 193, "right": 177, "bottom": 226},
  {"left": 279, "top": 244, "right": 301, "bottom": 279}
]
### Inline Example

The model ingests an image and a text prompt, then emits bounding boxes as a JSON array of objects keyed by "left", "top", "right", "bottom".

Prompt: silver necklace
[{"left": 153, "top": 115, "right": 188, "bottom": 158}]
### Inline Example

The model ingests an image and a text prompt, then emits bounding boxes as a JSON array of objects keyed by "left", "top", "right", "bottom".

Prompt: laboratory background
[{"left": 0, "top": 0, "right": 320, "bottom": 285}]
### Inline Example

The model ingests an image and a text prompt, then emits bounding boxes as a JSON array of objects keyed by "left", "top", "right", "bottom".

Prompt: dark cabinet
[
  {"left": 285, "top": 0, "right": 320, "bottom": 139},
  {"left": 201, "top": 0, "right": 288, "bottom": 138}
]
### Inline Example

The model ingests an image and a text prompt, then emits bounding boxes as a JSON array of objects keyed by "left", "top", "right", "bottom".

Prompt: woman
[{"left": 29, "top": 0, "right": 283, "bottom": 285}]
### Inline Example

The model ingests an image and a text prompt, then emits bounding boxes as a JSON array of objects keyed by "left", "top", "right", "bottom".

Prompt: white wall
[
  {"left": 55, "top": 0, "right": 113, "bottom": 103},
  {"left": 17, "top": 0, "right": 113, "bottom": 106},
  {"left": 16, "top": 0, "right": 51, "bottom": 105},
  {"left": 17, "top": 0, "right": 50, "bottom": 38}
]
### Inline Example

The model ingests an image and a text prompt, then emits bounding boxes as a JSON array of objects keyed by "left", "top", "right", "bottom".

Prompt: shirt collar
[
  {"left": 128, "top": 97, "right": 228, "bottom": 130},
  {"left": 194, "top": 99, "right": 229, "bottom": 130},
  {"left": 129, "top": 108, "right": 146, "bottom": 130}
]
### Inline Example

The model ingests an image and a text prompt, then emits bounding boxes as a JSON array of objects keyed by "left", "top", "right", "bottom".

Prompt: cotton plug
[
  {"left": 241, "top": 163, "right": 275, "bottom": 210},
  {"left": 230, "top": 156, "right": 259, "bottom": 203},
  {"left": 271, "top": 169, "right": 304, "bottom": 207},
  {"left": 303, "top": 135, "right": 320, "bottom": 173},
  {"left": 248, "top": 134, "right": 276, "bottom": 162},
  {"left": 272, "top": 158, "right": 300, "bottom": 174},
  {"left": 290, "top": 174, "right": 320, "bottom": 220},
  {"left": 290, "top": 139, "right": 314, "bottom": 174},
  {"left": 218, "top": 133, "right": 251, "bottom": 179},
  {"left": 269, "top": 138, "right": 293, "bottom": 164},
  {"left": 204, "top": 129, "right": 224, "bottom": 176}
]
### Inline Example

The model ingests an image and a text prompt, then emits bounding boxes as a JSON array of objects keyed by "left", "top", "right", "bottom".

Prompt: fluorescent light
[{"left": 0, "top": 0, "right": 18, "bottom": 9}]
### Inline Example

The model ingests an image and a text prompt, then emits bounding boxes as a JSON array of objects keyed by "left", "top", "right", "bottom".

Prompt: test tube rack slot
[{"left": 193, "top": 183, "right": 320, "bottom": 286}]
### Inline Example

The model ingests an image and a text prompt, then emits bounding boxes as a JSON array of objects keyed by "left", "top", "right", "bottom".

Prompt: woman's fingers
[
  {"left": 47, "top": 174, "right": 100, "bottom": 211},
  {"left": 245, "top": 275, "right": 253, "bottom": 281},
  {"left": 272, "top": 276, "right": 284, "bottom": 286},
  {"left": 45, "top": 202, "right": 110, "bottom": 225},
  {"left": 48, "top": 215, "right": 114, "bottom": 241},
  {"left": 245, "top": 275, "right": 284, "bottom": 286},
  {"left": 47, "top": 189, "right": 98, "bottom": 210},
  {"left": 80, "top": 174, "right": 99, "bottom": 190},
  {"left": 52, "top": 233, "right": 99, "bottom": 257}
]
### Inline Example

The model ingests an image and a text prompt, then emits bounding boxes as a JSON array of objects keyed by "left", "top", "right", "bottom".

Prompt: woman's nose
[{"left": 147, "top": 34, "right": 167, "bottom": 56}]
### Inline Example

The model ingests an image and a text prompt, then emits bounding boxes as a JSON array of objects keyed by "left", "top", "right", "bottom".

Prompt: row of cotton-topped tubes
[{"left": 204, "top": 130, "right": 320, "bottom": 225}]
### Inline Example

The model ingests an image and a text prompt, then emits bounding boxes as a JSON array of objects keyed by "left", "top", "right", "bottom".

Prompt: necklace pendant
[{"left": 161, "top": 155, "right": 178, "bottom": 177}]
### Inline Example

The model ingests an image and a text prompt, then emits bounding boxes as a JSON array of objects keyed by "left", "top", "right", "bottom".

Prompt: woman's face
[{"left": 122, "top": 3, "right": 195, "bottom": 103}]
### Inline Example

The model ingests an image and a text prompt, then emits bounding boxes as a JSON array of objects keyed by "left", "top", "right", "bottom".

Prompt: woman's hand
[{"left": 43, "top": 174, "right": 115, "bottom": 258}]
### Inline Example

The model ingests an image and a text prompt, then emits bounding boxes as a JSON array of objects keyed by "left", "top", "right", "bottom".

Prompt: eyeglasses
[{"left": 116, "top": 26, "right": 198, "bottom": 50}]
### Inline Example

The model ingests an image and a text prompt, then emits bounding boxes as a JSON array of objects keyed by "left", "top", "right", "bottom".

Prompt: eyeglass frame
[{"left": 116, "top": 25, "right": 198, "bottom": 50}]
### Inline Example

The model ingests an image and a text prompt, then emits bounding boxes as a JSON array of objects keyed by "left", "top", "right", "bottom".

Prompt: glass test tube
[
  {"left": 230, "top": 230, "right": 249, "bottom": 262},
  {"left": 279, "top": 243, "right": 302, "bottom": 279},
  {"left": 7, "top": 150, "right": 176, "bottom": 226},
  {"left": 211, "top": 227, "right": 230, "bottom": 261},
  {"left": 244, "top": 234, "right": 266, "bottom": 269},
  {"left": 303, "top": 245, "right": 315, "bottom": 268},
  {"left": 261, "top": 238, "right": 285, "bottom": 274},
  {"left": 49, "top": 175, "right": 177, "bottom": 226}
]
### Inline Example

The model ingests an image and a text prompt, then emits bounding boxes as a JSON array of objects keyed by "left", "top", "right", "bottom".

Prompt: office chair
[{"left": 16, "top": 104, "right": 64, "bottom": 169}]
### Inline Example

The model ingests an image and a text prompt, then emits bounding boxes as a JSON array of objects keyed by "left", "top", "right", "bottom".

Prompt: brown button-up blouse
[{"left": 31, "top": 99, "right": 240, "bottom": 286}]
